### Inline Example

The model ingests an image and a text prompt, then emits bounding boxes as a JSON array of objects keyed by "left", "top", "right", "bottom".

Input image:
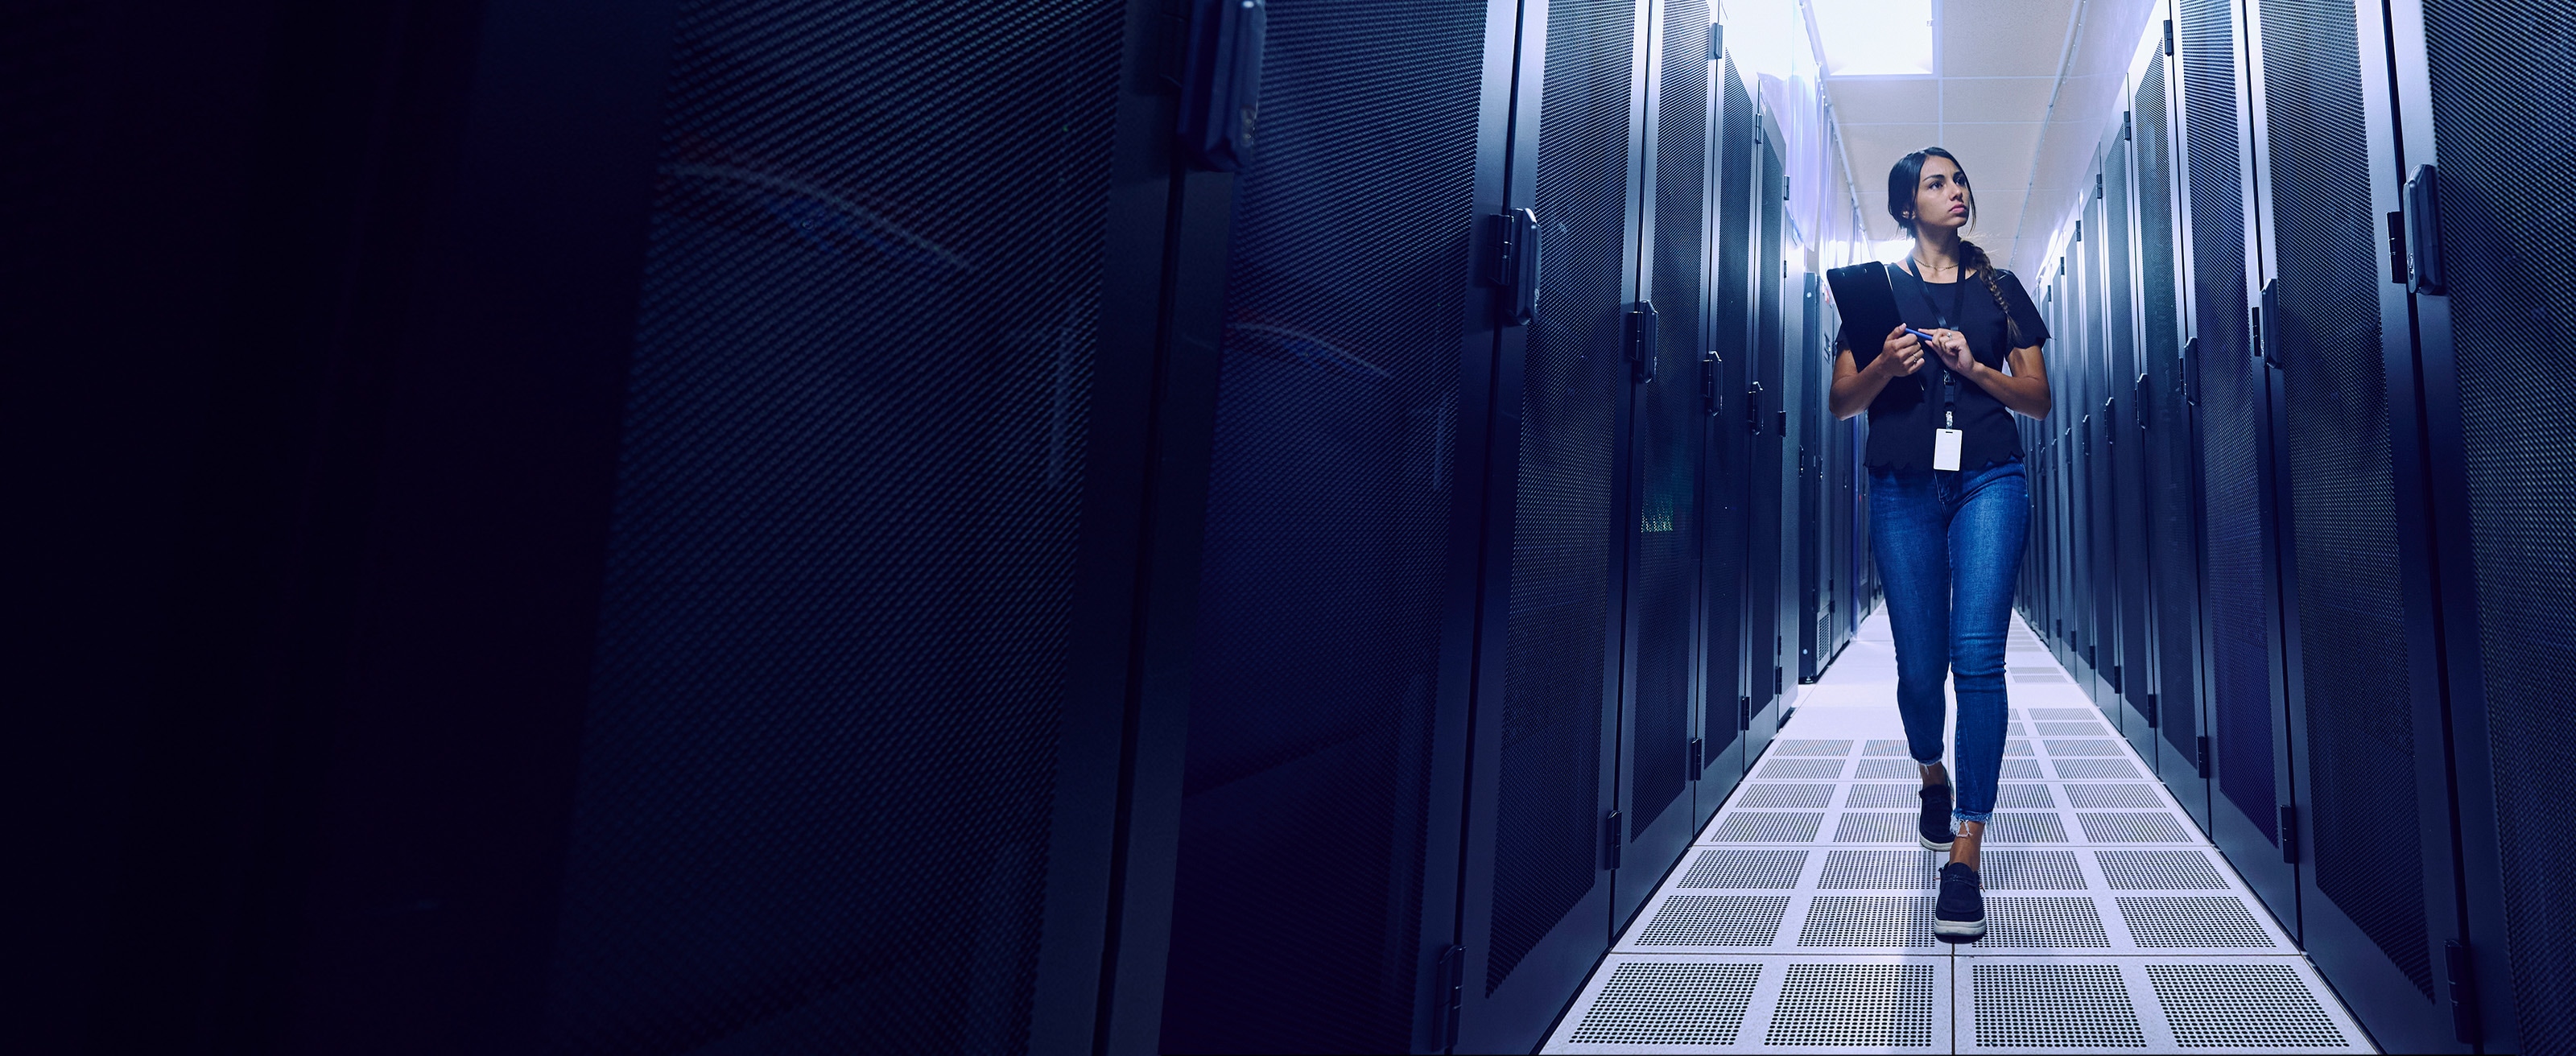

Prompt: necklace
[{"left": 1909, "top": 253, "right": 1958, "bottom": 278}]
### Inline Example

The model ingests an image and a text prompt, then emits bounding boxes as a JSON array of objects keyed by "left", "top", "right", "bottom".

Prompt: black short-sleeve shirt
[{"left": 1838, "top": 266, "right": 2050, "bottom": 471}]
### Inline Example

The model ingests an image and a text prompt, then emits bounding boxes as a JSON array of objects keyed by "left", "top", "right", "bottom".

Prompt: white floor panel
[{"left": 1546, "top": 606, "right": 2375, "bottom": 1054}]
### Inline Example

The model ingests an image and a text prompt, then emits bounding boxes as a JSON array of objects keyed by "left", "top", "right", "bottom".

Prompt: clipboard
[{"left": 1825, "top": 261, "right": 1905, "bottom": 369}]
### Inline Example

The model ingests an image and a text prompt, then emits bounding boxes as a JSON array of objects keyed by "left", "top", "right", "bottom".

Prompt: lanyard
[{"left": 1904, "top": 259, "right": 1967, "bottom": 428}]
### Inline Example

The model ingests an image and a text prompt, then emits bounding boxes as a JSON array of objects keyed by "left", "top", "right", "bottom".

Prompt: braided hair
[{"left": 1888, "top": 147, "right": 2025, "bottom": 349}]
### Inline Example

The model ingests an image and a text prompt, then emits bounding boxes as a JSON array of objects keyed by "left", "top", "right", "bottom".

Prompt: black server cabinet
[
  {"left": 2082, "top": 192, "right": 2118, "bottom": 707},
  {"left": 2102, "top": 138, "right": 2154, "bottom": 736},
  {"left": 2135, "top": 38, "right": 2211, "bottom": 807},
  {"left": 2389, "top": 0, "right": 2576, "bottom": 1046},
  {"left": 1451, "top": 0, "right": 1650, "bottom": 1048},
  {"left": 19, "top": 0, "right": 1229, "bottom": 1051},
  {"left": 1797, "top": 269, "right": 1824, "bottom": 684},
  {"left": 2174, "top": 0, "right": 2264, "bottom": 841},
  {"left": 1744, "top": 114, "right": 1787, "bottom": 744},
  {"left": 2244, "top": 0, "right": 2466, "bottom": 1047},
  {"left": 1151, "top": 0, "right": 1520, "bottom": 1050},
  {"left": 1615, "top": 0, "right": 1720, "bottom": 925},
  {"left": 1682, "top": 10, "right": 1747, "bottom": 835},
  {"left": 1703, "top": 51, "right": 1763, "bottom": 800}
]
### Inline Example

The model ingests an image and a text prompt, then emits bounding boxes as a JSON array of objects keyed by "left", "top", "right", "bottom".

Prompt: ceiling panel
[
  {"left": 1826, "top": 77, "right": 1942, "bottom": 126},
  {"left": 1935, "top": 122, "right": 2046, "bottom": 186},
  {"left": 1941, "top": 77, "right": 2057, "bottom": 124},
  {"left": 1940, "top": 0, "right": 2078, "bottom": 77}
]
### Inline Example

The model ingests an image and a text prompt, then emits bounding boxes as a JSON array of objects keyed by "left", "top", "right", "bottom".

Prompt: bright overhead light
[{"left": 1810, "top": 0, "right": 1934, "bottom": 76}]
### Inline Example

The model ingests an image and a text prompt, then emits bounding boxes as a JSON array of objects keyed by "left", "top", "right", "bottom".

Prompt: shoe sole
[
  {"left": 1934, "top": 918, "right": 1985, "bottom": 943},
  {"left": 1918, "top": 834, "right": 1955, "bottom": 852}
]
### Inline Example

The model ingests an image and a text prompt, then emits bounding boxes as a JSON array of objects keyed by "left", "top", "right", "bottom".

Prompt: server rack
[
  {"left": 2384, "top": 0, "right": 2576, "bottom": 1046},
  {"left": 1744, "top": 112, "right": 1789, "bottom": 749},
  {"left": 1699, "top": 43, "right": 1762, "bottom": 826}
]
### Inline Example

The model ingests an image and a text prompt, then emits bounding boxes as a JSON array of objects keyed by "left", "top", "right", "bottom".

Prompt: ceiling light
[{"left": 1810, "top": 0, "right": 1934, "bottom": 76}]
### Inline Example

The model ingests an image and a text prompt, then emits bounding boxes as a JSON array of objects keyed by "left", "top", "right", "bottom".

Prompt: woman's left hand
[{"left": 1930, "top": 328, "right": 1977, "bottom": 375}]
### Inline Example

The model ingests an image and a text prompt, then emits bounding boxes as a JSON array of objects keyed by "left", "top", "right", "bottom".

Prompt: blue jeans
[{"left": 1868, "top": 460, "right": 2028, "bottom": 824}]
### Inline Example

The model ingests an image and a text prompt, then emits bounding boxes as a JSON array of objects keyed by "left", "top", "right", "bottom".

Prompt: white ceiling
[{"left": 1823, "top": 0, "right": 2161, "bottom": 277}]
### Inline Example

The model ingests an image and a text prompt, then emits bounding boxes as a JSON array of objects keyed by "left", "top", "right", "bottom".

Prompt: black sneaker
[
  {"left": 1918, "top": 784, "right": 1955, "bottom": 851},
  {"left": 1936, "top": 861, "right": 1986, "bottom": 943}
]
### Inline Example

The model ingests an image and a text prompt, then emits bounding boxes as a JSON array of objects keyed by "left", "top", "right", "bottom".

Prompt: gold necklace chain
[{"left": 1910, "top": 254, "right": 1958, "bottom": 277}]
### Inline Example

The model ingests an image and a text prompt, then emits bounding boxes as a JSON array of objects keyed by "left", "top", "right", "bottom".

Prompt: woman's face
[{"left": 1913, "top": 155, "right": 1972, "bottom": 233}]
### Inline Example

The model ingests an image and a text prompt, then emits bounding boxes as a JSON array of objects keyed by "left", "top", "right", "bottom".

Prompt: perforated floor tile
[
  {"left": 1798, "top": 896, "right": 1936, "bottom": 947},
  {"left": 1708, "top": 812, "right": 1825, "bottom": 843},
  {"left": 2096, "top": 850, "right": 2228, "bottom": 891},
  {"left": 2053, "top": 757, "right": 2144, "bottom": 780},
  {"left": 1967, "top": 963, "right": 2145, "bottom": 1049},
  {"left": 1980, "top": 850, "right": 2087, "bottom": 890},
  {"left": 2046, "top": 739, "right": 2126, "bottom": 757},
  {"left": 2146, "top": 962, "right": 2358, "bottom": 1050},
  {"left": 2079, "top": 813, "right": 2193, "bottom": 844},
  {"left": 1856, "top": 758, "right": 1923, "bottom": 779},
  {"left": 1559, "top": 960, "right": 1765, "bottom": 1047},
  {"left": 1636, "top": 895, "right": 1794, "bottom": 947},
  {"left": 1955, "top": 957, "right": 2372, "bottom": 1054},
  {"left": 1975, "top": 897, "right": 2112, "bottom": 948},
  {"left": 1845, "top": 782, "right": 1928, "bottom": 808},
  {"left": 2066, "top": 784, "right": 2165, "bottom": 809},
  {"left": 1832, "top": 811, "right": 1918, "bottom": 844},
  {"left": 1778, "top": 739, "right": 1856, "bottom": 756},
  {"left": 1739, "top": 782, "right": 1837, "bottom": 808},
  {"left": 1818, "top": 848, "right": 1939, "bottom": 889},
  {"left": 2117, "top": 897, "right": 2283, "bottom": 950},
  {"left": 1767, "top": 963, "right": 1940, "bottom": 1047},
  {"left": 1546, "top": 955, "right": 1956, "bottom": 1055},
  {"left": 1759, "top": 758, "right": 1848, "bottom": 780},
  {"left": 1678, "top": 849, "right": 1810, "bottom": 889}
]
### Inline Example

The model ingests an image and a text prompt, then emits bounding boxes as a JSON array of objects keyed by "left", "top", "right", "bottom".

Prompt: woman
[{"left": 1828, "top": 147, "right": 2051, "bottom": 942}]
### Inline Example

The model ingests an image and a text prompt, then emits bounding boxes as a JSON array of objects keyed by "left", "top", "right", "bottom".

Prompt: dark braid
[{"left": 1955, "top": 237, "right": 2024, "bottom": 349}]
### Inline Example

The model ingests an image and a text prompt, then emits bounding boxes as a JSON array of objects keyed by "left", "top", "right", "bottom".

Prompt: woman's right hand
[{"left": 1872, "top": 324, "right": 1926, "bottom": 377}]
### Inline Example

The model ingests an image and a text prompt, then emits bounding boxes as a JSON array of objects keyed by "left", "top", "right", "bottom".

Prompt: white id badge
[{"left": 1933, "top": 427, "right": 1965, "bottom": 472}]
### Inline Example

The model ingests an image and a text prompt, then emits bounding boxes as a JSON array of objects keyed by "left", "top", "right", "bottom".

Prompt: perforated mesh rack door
[
  {"left": 1487, "top": 0, "right": 1641, "bottom": 996},
  {"left": 1628, "top": 0, "right": 1711, "bottom": 840},
  {"left": 2256, "top": 0, "right": 2433, "bottom": 1000},
  {"left": 2421, "top": 0, "right": 2576, "bottom": 1044},
  {"left": 2104, "top": 138, "right": 2153, "bottom": 723},
  {"left": 536, "top": 1, "right": 1125, "bottom": 1050},
  {"left": 2134, "top": 50, "right": 2201, "bottom": 770},
  {"left": 1701, "top": 56, "right": 1758, "bottom": 770},
  {"left": 1156, "top": 0, "right": 1496, "bottom": 1050},
  {"left": 2178, "top": 0, "right": 2277, "bottom": 841}
]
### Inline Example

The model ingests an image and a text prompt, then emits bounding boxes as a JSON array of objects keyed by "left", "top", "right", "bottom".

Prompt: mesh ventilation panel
[
  {"left": 1990, "top": 814, "right": 2069, "bottom": 844},
  {"left": 1627, "top": 0, "right": 1711, "bottom": 839},
  {"left": 1853, "top": 758, "right": 1922, "bottom": 779},
  {"left": 2179, "top": 0, "right": 2277, "bottom": 844},
  {"left": 1710, "top": 811, "right": 1823, "bottom": 842},
  {"left": 1971, "top": 964, "right": 2148, "bottom": 1048},
  {"left": 2118, "top": 897, "right": 2277, "bottom": 947},
  {"left": 1979, "top": 898, "right": 2114, "bottom": 951},
  {"left": 1864, "top": 739, "right": 1911, "bottom": 757},
  {"left": 2079, "top": 813, "right": 2192, "bottom": 843},
  {"left": 1158, "top": 0, "right": 1495, "bottom": 1047},
  {"left": 2005, "top": 740, "right": 2035, "bottom": 757},
  {"left": 1699, "top": 56, "right": 1757, "bottom": 767},
  {"left": 1832, "top": 812, "right": 1918, "bottom": 844},
  {"left": 2037, "top": 720, "right": 2112, "bottom": 736},
  {"left": 2066, "top": 784, "right": 2163, "bottom": 809},
  {"left": 1488, "top": 0, "right": 1638, "bottom": 994},
  {"left": 1567, "top": 962, "right": 1761, "bottom": 1046},
  {"left": 1845, "top": 784, "right": 1931, "bottom": 809},
  {"left": 1678, "top": 848, "right": 1808, "bottom": 889},
  {"left": 539, "top": 2, "right": 1122, "bottom": 1050},
  {"left": 1765, "top": 963, "right": 1938, "bottom": 1046},
  {"left": 1635, "top": 895, "right": 1790, "bottom": 946},
  {"left": 2098, "top": 850, "right": 2228, "bottom": 890},
  {"left": 2260, "top": 0, "right": 2432, "bottom": 998},
  {"left": 2000, "top": 759, "right": 2045, "bottom": 780},
  {"left": 1761, "top": 758, "right": 1846, "bottom": 779},
  {"left": 1799, "top": 897, "right": 1937, "bottom": 947},
  {"left": 1820, "top": 849, "right": 1940, "bottom": 889},
  {"left": 2054, "top": 758, "right": 2142, "bottom": 780},
  {"left": 1996, "top": 785, "right": 2058, "bottom": 810},
  {"left": 1739, "top": 782, "right": 1835, "bottom": 808},
  {"left": 2421, "top": 0, "right": 2576, "bottom": 1035},
  {"left": 2146, "top": 963, "right": 2349, "bottom": 1047},
  {"left": 2033, "top": 707, "right": 2097, "bottom": 720},
  {"left": 2136, "top": 51, "right": 2202, "bottom": 771},
  {"left": 1776, "top": 739, "right": 1853, "bottom": 756},
  {"left": 2046, "top": 740, "right": 2124, "bottom": 757},
  {"left": 1982, "top": 850, "right": 2087, "bottom": 890}
]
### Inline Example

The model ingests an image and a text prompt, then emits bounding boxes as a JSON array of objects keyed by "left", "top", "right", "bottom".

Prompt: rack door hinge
[
  {"left": 1740, "top": 695, "right": 1752, "bottom": 731},
  {"left": 1435, "top": 943, "right": 1466, "bottom": 1050},
  {"left": 2145, "top": 691, "right": 2159, "bottom": 728},
  {"left": 1625, "top": 301, "right": 1660, "bottom": 382},
  {"left": 1701, "top": 352, "right": 1722, "bottom": 415},
  {"left": 1604, "top": 811, "right": 1624, "bottom": 870},
  {"left": 2446, "top": 939, "right": 2480, "bottom": 1044},
  {"left": 2279, "top": 805, "right": 2298, "bottom": 862},
  {"left": 2195, "top": 735, "right": 2211, "bottom": 778},
  {"left": 1690, "top": 736, "right": 1707, "bottom": 778},
  {"left": 2110, "top": 663, "right": 2122, "bottom": 693}
]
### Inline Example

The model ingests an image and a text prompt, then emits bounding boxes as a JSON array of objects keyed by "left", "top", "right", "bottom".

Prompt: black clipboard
[{"left": 1825, "top": 261, "right": 1904, "bottom": 369}]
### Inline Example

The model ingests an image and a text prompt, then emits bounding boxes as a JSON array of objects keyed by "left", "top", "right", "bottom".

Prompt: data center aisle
[{"left": 1542, "top": 608, "right": 2373, "bottom": 1054}]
